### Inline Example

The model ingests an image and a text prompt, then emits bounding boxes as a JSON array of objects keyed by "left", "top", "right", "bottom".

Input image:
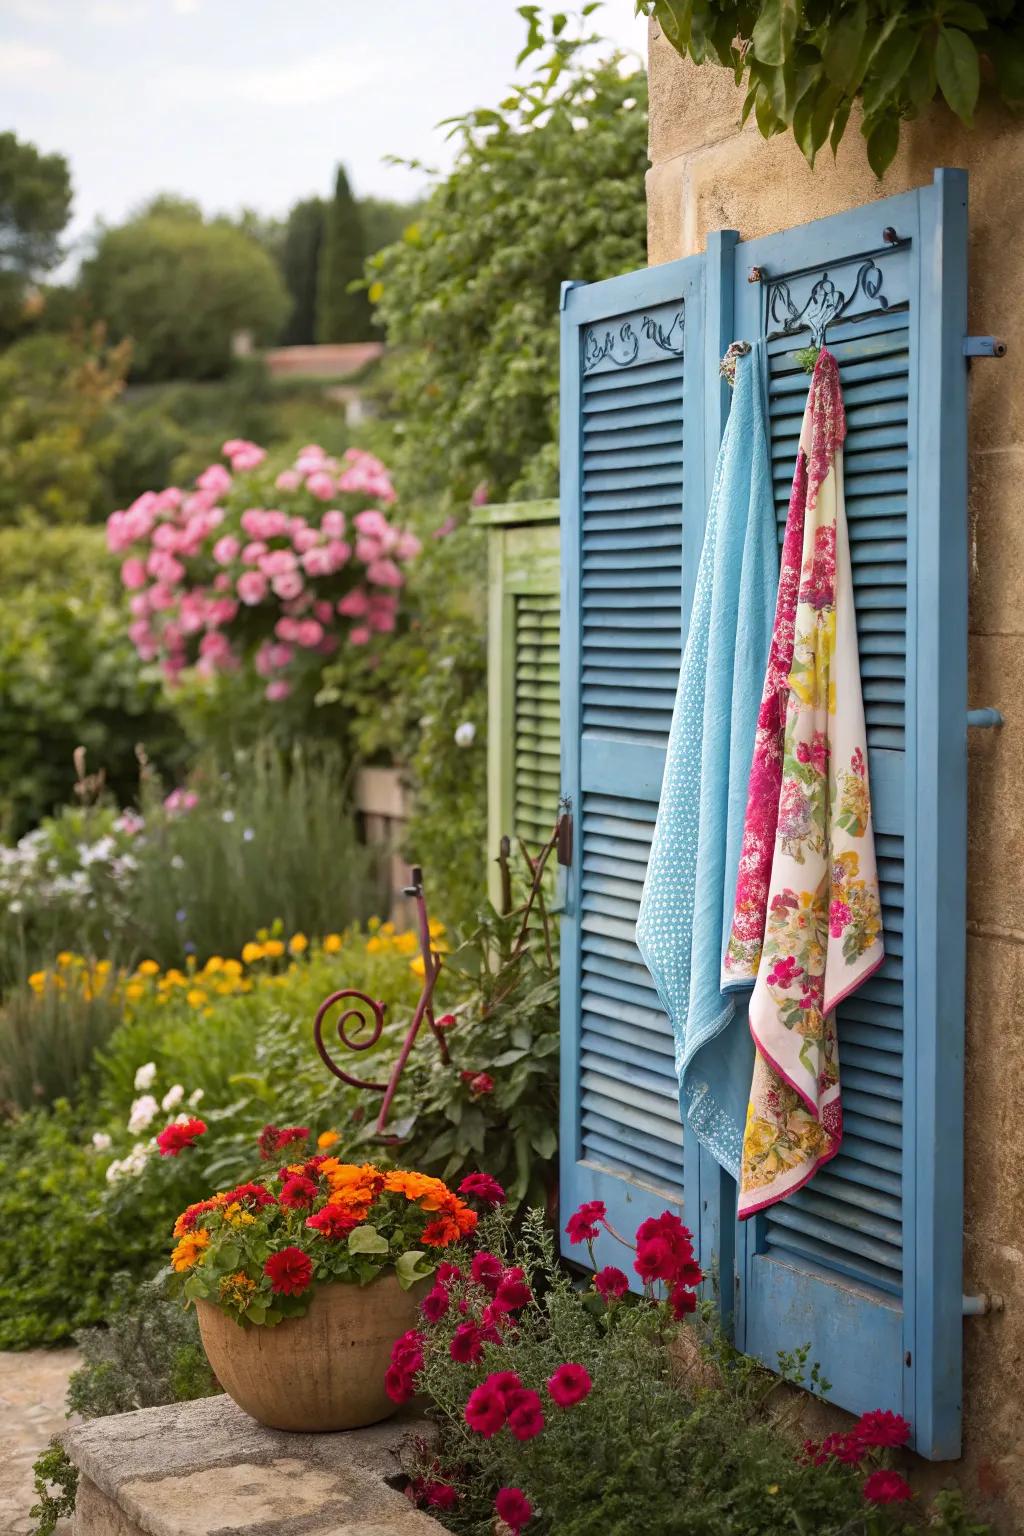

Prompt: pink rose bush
[{"left": 107, "top": 441, "right": 421, "bottom": 702}]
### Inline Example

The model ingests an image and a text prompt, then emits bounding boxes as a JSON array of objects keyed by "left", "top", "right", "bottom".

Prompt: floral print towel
[{"left": 722, "top": 348, "right": 884, "bottom": 1219}]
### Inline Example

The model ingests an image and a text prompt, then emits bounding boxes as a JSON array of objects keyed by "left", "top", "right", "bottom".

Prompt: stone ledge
[{"left": 62, "top": 1395, "right": 446, "bottom": 1536}]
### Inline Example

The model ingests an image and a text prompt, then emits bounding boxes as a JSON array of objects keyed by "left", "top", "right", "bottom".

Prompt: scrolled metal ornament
[
  {"left": 313, "top": 988, "right": 389, "bottom": 1092},
  {"left": 767, "top": 259, "right": 890, "bottom": 348}
]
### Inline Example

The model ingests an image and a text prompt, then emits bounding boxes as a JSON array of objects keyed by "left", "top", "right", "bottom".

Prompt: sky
[{"left": 0, "top": 0, "right": 648, "bottom": 266}]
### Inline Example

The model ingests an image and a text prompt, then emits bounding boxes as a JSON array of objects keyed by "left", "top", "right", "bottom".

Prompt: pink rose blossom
[
  {"left": 121, "top": 557, "right": 147, "bottom": 589},
  {"left": 237, "top": 571, "right": 269, "bottom": 605},
  {"left": 242, "top": 541, "right": 268, "bottom": 565},
  {"left": 274, "top": 468, "right": 299, "bottom": 491},
  {"left": 313, "top": 601, "right": 334, "bottom": 624},
  {"left": 147, "top": 583, "right": 177, "bottom": 612},
  {"left": 260, "top": 548, "right": 297, "bottom": 576},
  {"left": 275, "top": 617, "right": 302, "bottom": 642},
  {"left": 292, "top": 526, "right": 320, "bottom": 553},
  {"left": 272, "top": 571, "right": 304, "bottom": 601},
  {"left": 349, "top": 625, "right": 371, "bottom": 645},
  {"left": 296, "top": 620, "right": 324, "bottom": 648},
  {"left": 206, "top": 598, "right": 238, "bottom": 627},
  {"left": 228, "top": 443, "right": 266, "bottom": 472},
  {"left": 321, "top": 510, "right": 345, "bottom": 539},
  {"left": 337, "top": 590, "right": 369, "bottom": 618},
  {"left": 213, "top": 535, "right": 240, "bottom": 566},
  {"left": 395, "top": 530, "right": 422, "bottom": 560},
  {"left": 355, "top": 535, "right": 382, "bottom": 564},
  {"left": 178, "top": 594, "right": 207, "bottom": 634},
  {"left": 367, "top": 558, "right": 404, "bottom": 589},
  {"left": 152, "top": 522, "right": 182, "bottom": 551},
  {"left": 129, "top": 593, "right": 149, "bottom": 618},
  {"left": 353, "top": 508, "right": 391, "bottom": 539},
  {"left": 305, "top": 471, "right": 335, "bottom": 501},
  {"left": 265, "top": 679, "right": 292, "bottom": 701},
  {"left": 197, "top": 464, "right": 232, "bottom": 496}
]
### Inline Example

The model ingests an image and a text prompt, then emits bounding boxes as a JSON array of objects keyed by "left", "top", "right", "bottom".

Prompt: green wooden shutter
[{"left": 476, "top": 500, "right": 561, "bottom": 906}]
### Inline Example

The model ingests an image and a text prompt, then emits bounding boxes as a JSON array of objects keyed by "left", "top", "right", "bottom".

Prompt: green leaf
[
  {"left": 347, "top": 1224, "right": 389, "bottom": 1255},
  {"left": 395, "top": 1249, "right": 436, "bottom": 1291},
  {"left": 941, "top": 1, "right": 987, "bottom": 31},
  {"left": 654, "top": 0, "right": 694, "bottom": 53},
  {"left": 822, "top": 0, "right": 866, "bottom": 90},
  {"left": 861, "top": 28, "right": 919, "bottom": 117},
  {"left": 865, "top": 114, "right": 900, "bottom": 177},
  {"left": 531, "top": 1123, "right": 558, "bottom": 1159},
  {"left": 751, "top": 0, "right": 801, "bottom": 68},
  {"left": 935, "top": 26, "right": 980, "bottom": 123},
  {"left": 995, "top": 32, "right": 1024, "bottom": 106},
  {"left": 830, "top": 97, "right": 852, "bottom": 156},
  {"left": 754, "top": 85, "right": 781, "bottom": 138},
  {"left": 903, "top": 36, "right": 938, "bottom": 109}
]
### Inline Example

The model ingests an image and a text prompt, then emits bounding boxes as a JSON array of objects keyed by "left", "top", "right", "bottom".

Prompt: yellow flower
[
  {"left": 219, "top": 1270, "right": 256, "bottom": 1306},
  {"left": 171, "top": 1229, "right": 210, "bottom": 1272},
  {"left": 186, "top": 988, "right": 207, "bottom": 1008},
  {"left": 322, "top": 933, "right": 343, "bottom": 954},
  {"left": 394, "top": 931, "right": 418, "bottom": 956},
  {"left": 428, "top": 919, "right": 446, "bottom": 939},
  {"left": 263, "top": 939, "right": 285, "bottom": 959},
  {"left": 164, "top": 968, "right": 188, "bottom": 987},
  {"left": 241, "top": 942, "right": 264, "bottom": 965},
  {"left": 317, "top": 1130, "right": 340, "bottom": 1150},
  {"left": 365, "top": 936, "right": 383, "bottom": 954},
  {"left": 204, "top": 956, "right": 224, "bottom": 974},
  {"left": 95, "top": 959, "right": 111, "bottom": 974},
  {"left": 380, "top": 921, "right": 395, "bottom": 936},
  {"left": 124, "top": 982, "right": 146, "bottom": 1002},
  {"left": 56, "top": 951, "right": 75, "bottom": 967},
  {"left": 137, "top": 959, "right": 160, "bottom": 976},
  {"left": 222, "top": 959, "right": 243, "bottom": 977},
  {"left": 222, "top": 1202, "right": 256, "bottom": 1227},
  {"left": 288, "top": 933, "right": 309, "bottom": 955},
  {"left": 409, "top": 955, "right": 426, "bottom": 978},
  {"left": 27, "top": 972, "right": 47, "bottom": 993}
]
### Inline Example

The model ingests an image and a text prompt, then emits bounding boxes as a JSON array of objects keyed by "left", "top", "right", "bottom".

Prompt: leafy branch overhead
[{"left": 638, "top": 0, "right": 1024, "bottom": 174}]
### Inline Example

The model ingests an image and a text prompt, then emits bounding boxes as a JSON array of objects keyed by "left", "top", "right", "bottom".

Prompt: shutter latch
[
  {"left": 963, "top": 336, "right": 1007, "bottom": 358},
  {"left": 557, "top": 806, "right": 573, "bottom": 868}
]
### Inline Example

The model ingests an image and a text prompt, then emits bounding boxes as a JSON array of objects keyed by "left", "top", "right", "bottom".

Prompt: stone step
[{"left": 62, "top": 1395, "right": 446, "bottom": 1536}]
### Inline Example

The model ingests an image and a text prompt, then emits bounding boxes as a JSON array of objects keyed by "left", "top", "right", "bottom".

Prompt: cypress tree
[
  {"left": 315, "top": 165, "right": 372, "bottom": 343},
  {"left": 280, "top": 196, "right": 324, "bottom": 345}
]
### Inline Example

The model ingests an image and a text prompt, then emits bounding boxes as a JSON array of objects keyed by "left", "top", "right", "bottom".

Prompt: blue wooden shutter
[
  {"left": 558, "top": 258, "right": 714, "bottom": 1266},
  {"left": 731, "top": 170, "right": 969, "bottom": 1459}
]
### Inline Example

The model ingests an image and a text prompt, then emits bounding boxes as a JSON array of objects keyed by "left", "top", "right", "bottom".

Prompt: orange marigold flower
[
  {"left": 421, "top": 1214, "right": 462, "bottom": 1247},
  {"left": 384, "top": 1170, "right": 454, "bottom": 1211},
  {"left": 171, "top": 1228, "right": 210, "bottom": 1271},
  {"left": 219, "top": 1270, "right": 257, "bottom": 1306}
]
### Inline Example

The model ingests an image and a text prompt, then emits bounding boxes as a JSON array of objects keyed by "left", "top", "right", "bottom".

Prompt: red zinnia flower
[
  {"left": 493, "top": 1267, "right": 532, "bottom": 1313},
  {"left": 863, "top": 1469, "right": 913, "bottom": 1504},
  {"left": 449, "top": 1322, "right": 484, "bottom": 1363},
  {"left": 464, "top": 1382, "right": 506, "bottom": 1437},
  {"left": 854, "top": 1409, "right": 911, "bottom": 1448},
  {"left": 635, "top": 1212, "right": 694, "bottom": 1264},
  {"left": 495, "top": 1487, "right": 533, "bottom": 1531},
  {"left": 594, "top": 1265, "right": 629, "bottom": 1299},
  {"left": 471, "top": 1252, "right": 504, "bottom": 1293},
  {"left": 421, "top": 1286, "right": 450, "bottom": 1323},
  {"left": 506, "top": 1387, "right": 544, "bottom": 1440},
  {"left": 546, "top": 1363, "right": 592, "bottom": 1407},
  {"left": 305, "top": 1205, "right": 359, "bottom": 1239},
  {"left": 279, "top": 1174, "right": 317, "bottom": 1209},
  {"left": 156, "top": 1117, "right": 207, "bottom": 1157},
  {"left": 425, "top": 1483, "right": 458, "bottom": 1510},
  {"left": 565, "top": 1200, "right": 606, "bottom": 1244},
  {"left": 458, "top": 1172, "right": 506, "bottom": 1208},
  {"left": 222, "top": 1181, "right": 276, "bottom": 1209},
  {"left": 257, "top": 1123, "right": 309, "bottom": 1160},
  {"left": 263, "top": 1246, "right": 313, "bottom": 1296}
]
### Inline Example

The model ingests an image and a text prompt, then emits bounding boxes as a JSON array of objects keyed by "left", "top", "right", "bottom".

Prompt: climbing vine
[{"left": 638, "top": 0, "right": 1024, "bottom": 174}]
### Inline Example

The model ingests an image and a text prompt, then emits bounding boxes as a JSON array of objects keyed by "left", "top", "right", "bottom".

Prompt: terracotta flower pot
[{"left": 196, "top": 1274, "right": 425, "bottom": 1432}]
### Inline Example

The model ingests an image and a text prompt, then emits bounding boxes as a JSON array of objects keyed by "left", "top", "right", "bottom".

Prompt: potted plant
[{"left": 169, "top": 1153, "right": 491, "bottom": 1432}]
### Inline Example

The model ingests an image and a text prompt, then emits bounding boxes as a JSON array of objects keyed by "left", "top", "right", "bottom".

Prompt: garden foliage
[
  {"left": 316, "top": 165, "right": 373, "bottom": 343},
  {"left": 0, "top": 131, "right": 72, "bottom": 339},
  {"left": 641, "top": 0, "right": 1024, "bottom": 176}
]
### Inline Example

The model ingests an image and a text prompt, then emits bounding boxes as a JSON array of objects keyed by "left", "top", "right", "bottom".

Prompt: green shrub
[
  {"left": 0, "top": 525, "right": 186, "bottom": 840},
  {"left": 29, "top": 1442, "right": 77, "bottom": 1536},
  {"left": 0, "top": 976, "right": 122, "bottom": 1113}
]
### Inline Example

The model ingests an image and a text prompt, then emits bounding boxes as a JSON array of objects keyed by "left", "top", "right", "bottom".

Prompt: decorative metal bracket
[
  {"left": 963, "top": 1293, "right": 1004, "bottom": 1316},
  {"left": 967, "top": 708, "right": 1004, "bottom": 729},
  {"left": 767, "top": 260, "right": 891, "bottom": 348},
  {"left": 583, "top": 305, "right": 685, "bottom": 373},
  {"left": 963, "top": 336, "right": 1007, "bottom": 358},
  {"left": 313, "top": 864, "right": 450, "bottom": 1140}
]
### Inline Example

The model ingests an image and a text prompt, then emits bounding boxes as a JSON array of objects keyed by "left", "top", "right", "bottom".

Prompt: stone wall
[{"left": 645, "top": 23, "right": 1024, "bottom": 1528}]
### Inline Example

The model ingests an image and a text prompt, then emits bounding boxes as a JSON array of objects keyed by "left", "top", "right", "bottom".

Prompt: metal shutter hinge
[
  {"left": 963, "top": 1294, "right": 1005, "bottom": 1316},
  {"left": 968, "top": 708, "right": 1004, "bottom": 729},
  {"left": 963, "top": 336, "right": 1007, "bottom": 357},
  {"left": 557, "top": 808, "right": 573, "bottom": 868}
]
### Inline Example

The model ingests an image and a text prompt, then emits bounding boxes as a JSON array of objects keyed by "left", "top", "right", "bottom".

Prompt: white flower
[
  {"left": 79, "top": 836, "right": 116, "bottom": 867},
  {"left": 242, "top": 828, "right": 255, "bottom": 842},
  {"left": 105, "top": 1141, "right": 150, "bottom": 1184},
  {"left": 454, "top": 721, "right": 477, "bottom": 748},
  {"left": 188, "top": 1088, "right": 204, "bottom": 1107},
  {"left": 161, "top": 1084, "right": 184, "bottom": 1111},
  {"left": 8, "top": 900, "right": 22, "bottom": 914},
  {"left": 91, "top": 1132, "right": 112, "bottom": 1152},
  {"left": 221, "top": 809, "right": 235, "bottom": 823},
  {"left": 127, "top": 1094, "right": 159, "bottom": 1134},
  {"left": 170, "top": 855, "right": 185, "bottom": 871},
  {"left": 133, "top": 1061, "right": 157, "bottom": 1091}
]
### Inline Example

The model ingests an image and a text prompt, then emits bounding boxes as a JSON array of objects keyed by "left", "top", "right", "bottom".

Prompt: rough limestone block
[{"left": 63, "top": 1395, "right": 445, "bottom": 1536}]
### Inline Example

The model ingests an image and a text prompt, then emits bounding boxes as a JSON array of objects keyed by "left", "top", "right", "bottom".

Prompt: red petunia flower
[
  {"left": 464, "top": 1382, "right": 506, "bottom": 1438},
  {"left": 635, "top": 1212, "right": 694, "bottom": 1261},
  {"left": 458, "top": 1172, "right": 506, "bottom": 1208},
  {"left": 425, "top": 1483, "right": 458, "bottom": 1510},
  {"left": 863, "top": 1469, "right": 913, "bottom": 1505},
  {"left": 854, "top": 1409, "right": 911, "bottom": 1448},
  {"left": 547, "top": 1363, "right": 592, "bottom": 1407},
  {"left": 634, "top": 1236, "right": 674, "bottom": 1283},
  {"left": 495, "top": 1487, "right": 533, "bottom": 1531},
  {"left": 565, "top": 1200, "right": 606, "bottom": 1244},
  {"left": 305, "top": 1205, "right": 359, "bottom": 1239},
  {"left": 493, "top": 1267, "right": 533, "bottom": 1313},
  {"left": 436, "top": 1261, "right": 462, "bottom": 1287},
  {"left": 279, "top": 1174, "right": 317, "bottom": 1209},
  {"left": 385, "top": 1364, "right": 414, "bottom": 1404},
  {"left": 471, "top": 1251, "right": 504, "bottom": 1293},
  {"left": 594, "top": 1265, "right": 629, "bottom": 1300},
  {"left": 486, "top": 1370, "right": 523, "bottom": 1401},
  {"left": 449, "top": 1322, "right": 484, "bottom": 1364},
  {"left": 421, "top": 1286, "right": 450, "bottom": 1323},
  {"left": 263, "top": 1246, "right": 313, "bottom": 1296},
  {"left": 506, "top": 1387, "right": 544, "bottom": 1440},
  {"left": 156, "top": 1117, "right": 207, "bottom": 1157},
  {"left": 668, "top": 1282, "right": 698, "bottom": 1319}
]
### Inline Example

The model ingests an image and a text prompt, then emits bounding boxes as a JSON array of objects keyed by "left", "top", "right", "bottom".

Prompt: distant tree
[
  {"left": 358, "top": 196, "right": 423, "bottom": 257},
  {"left": 280, "top": 196, "right": 325, "bottom": 345},
  {"left": 81, "top": 206, "right": 289, "bottom": 381},
  {"left": 316, "top": 166, "right": 372, "bottom": 343},
  {"left": 0, "top": 132, "right": 73, "bottom": 339}
]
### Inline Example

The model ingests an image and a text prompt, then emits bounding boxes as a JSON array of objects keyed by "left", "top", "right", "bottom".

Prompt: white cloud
[
  {"left": 0, "top": 41, "right": 61, "bottom": 74},
  {"left": 163, "top": 42, "right": 391, "bottom": 108},
  {"left": 172, "top": 0, "right": 201, "bottom": 12}
]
